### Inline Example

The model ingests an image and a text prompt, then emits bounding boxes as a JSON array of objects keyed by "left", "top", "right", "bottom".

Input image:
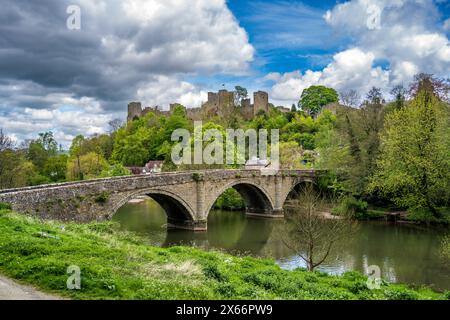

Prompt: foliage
[
  {"left": 332, "top": 196, "right": 369, "bottom": 220},
  {"left": 43, "top": 154, "right": 68, "bottom": 182},
  {"left": 66, "top": 152, "right": 109, "bottom": 181},
  {"left": 298, "top": 86, "right": 339, "bottom": 116},
  {"left": 0, "top": 210, "right": 443, "bottom": 300},
  {"left": 214, "top": 188, "right": 245, "bottom": 210},
  {"left": 100, "top": 163, "right": 131, "bottom": 178},
  {"left": 368, "top": 88, "right": 450, "bottom": 216},
  {"left": 0, "top": 202, "right": 11, "bottom": 210},
  {"left": 95, "top": 192, "right": 110, "bottom": 204}
]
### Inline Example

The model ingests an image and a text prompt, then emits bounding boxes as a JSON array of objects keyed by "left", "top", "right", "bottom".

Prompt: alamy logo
[
  {"left": 66, "top": 5, "right": 81, "bottom": 30},
  {"left": 171, "top": 121, "right": 279, "bottom": 173},
  {"left": 67, "top": 265, "right": 81, "bottom": 290},
  {"left": 366, "top": 265, "right": 382, "bottom": 289},
  {"left": 366, "top": 4, "right": 381, "bottom": 30}
]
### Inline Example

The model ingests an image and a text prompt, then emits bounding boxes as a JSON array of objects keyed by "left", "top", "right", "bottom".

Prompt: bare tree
[
  {"left": 339, "top": 89, "right": 360, "bottom": 108},
  {"left": 409, "top": 73, "right": 450, "bottom": 103},
  {"left": 108, "top": 119, "right": 124, "bottom": 132},
  {"left": 0, "top": 129, "right": 13, "bottom": 151},
  {"left": 280, "top": 185, "right": 356, "bottom": 271}
]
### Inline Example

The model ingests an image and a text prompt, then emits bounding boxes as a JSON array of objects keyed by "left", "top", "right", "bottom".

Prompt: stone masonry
[{"left": 0, "top": 169, "right": 320, "bottom": 231}]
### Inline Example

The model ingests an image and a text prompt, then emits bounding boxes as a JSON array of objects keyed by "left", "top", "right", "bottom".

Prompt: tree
[
  {"left": 369, "top": 85, "right": 450, "bottom": 216},
  {"left": 108, "top": 119, "right": 124, "bottom": 133},
  {"left": 67, "top": 152, "right": 109, "bottom": 181},
  {"left": 27, "top": 131, "right": 58, "bottom": 171},
  {"left": 279, "top": 185, "right": 355, "bottom": 271},
  {"left": 43, "top": 154, "right": 68, "bottom": 182},
  {"left": 390, "top": 84, "right": 407, "bottom": 109},
  {"left": 0, "top": 129, "right": 13, "bottom": 151},
  {"left": 339, "top": 89, "right": 360, "bottom": 108},
  {"left": 365, "top": 87, "right": 384, "bottom": 105},
  {"left": 291, "top": 103, "right": 297, "bottom": 112},
  {"left": 234, "top": 86, "right": 248, "bottom": 106},
  {"left": 409, "top": 73, "right": 450, "bottom": 103},
  {"left": 299, "top": 86, "right": 339, "bottom": 117}
]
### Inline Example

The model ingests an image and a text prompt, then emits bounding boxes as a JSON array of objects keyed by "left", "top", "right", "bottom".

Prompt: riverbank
[{"left": 0, "top": 209, "right": 446, "bottom": 300}]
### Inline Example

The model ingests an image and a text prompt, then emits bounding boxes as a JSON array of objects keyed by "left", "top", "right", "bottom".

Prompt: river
[{"left": 113, "top": 197, "right": 450, "bottom": 291}]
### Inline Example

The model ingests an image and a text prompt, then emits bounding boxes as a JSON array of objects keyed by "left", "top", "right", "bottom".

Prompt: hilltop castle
[{"left": 127, "top": 89, "right": 272, "bottom": 122}]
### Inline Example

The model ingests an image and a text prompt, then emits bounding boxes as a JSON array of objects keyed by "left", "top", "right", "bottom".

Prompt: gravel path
[{"left": 0, "top": 274, "right": 62, "bottom": 300}]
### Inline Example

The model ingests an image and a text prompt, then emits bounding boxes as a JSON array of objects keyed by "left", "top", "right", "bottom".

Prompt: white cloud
[
  {"left": 269, "top": 48, "right": 389, "bottom": 104},
  {"left": 0, "top": 0, "right": 254, "bottom": 146},
  {"left": 136, "top": 76, "right": 208, "bottom": 109},
  {"left": 86, "top": 0, "right": 254, "bottom": 75},
  {"left": 268, "top": 0, "right": 450, "bottom": 105}
]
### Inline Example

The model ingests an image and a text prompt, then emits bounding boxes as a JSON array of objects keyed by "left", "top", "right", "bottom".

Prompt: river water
[{"left": 113, "top": 198, "right": 450, "bottom": 291}]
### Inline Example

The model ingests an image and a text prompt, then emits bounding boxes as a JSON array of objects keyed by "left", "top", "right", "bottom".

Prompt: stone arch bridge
[{"left": 0, "top": 169, "right": 322, "bottom": 231}]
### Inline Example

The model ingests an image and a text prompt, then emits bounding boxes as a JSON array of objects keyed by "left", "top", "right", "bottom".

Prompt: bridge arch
[
  {"left": 281, "top": 178, "right": 316, "bottom": 207},
  {"left": 112, "top": 188, "right": 197, "bottom": 229},
  {"left": 206, "top": 181, "right": 275, "bottom": 218}
]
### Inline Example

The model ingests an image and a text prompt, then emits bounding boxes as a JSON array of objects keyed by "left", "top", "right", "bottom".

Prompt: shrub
[
  {"left": 332, "top": 196, "right": 368, "bottom": 219},
  {"left": 192, "top": 173, "right": 203, "bottom": 181},
  {"left": 407, "top": 207, "right": 449, "bottom": 224},
  {"left": 95, "top": 192, "right": 110, "bottom": 204},
  {"left": 214, "top": 188, "right": 245, "bottom": 210},
  {"left": 444, "top": 291, "right": 450, "bottom": 300},
  {"left": 0, "top": 202, "right": 12, "bottom": 210},
  {"left": 202, "top": 262, "right": 228, "bottom": 282},
  {"left": 383, "top": 288, "right": 419, "bottom": 300}
]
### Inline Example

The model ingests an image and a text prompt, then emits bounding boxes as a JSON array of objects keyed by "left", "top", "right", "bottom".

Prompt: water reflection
[{"left": 113, "top": 198, "right": 450, "bottom": 291}]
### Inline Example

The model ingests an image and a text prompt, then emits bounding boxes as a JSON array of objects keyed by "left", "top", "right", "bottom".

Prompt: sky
[{"left": 0, "top": 0, "right": 449, "bottom": 147}]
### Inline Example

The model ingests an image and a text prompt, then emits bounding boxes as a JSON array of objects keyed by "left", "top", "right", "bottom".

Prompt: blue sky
[{"left": 226, "top": 0, "right": 449, "bottom": 73}]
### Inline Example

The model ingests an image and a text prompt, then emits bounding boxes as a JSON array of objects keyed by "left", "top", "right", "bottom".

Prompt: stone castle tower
[{"left": 253, "top": 91, "right": 269, "bottom": 116}]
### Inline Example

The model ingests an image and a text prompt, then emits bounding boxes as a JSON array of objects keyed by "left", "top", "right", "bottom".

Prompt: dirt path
[{"left": 0, "top": 274, "right": 62, "bottom": 300}]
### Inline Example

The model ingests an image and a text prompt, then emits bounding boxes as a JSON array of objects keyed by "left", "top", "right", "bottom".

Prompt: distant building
[
  {"left": 245, "top": 156, "right": 270, "bottom": 170},
  {"left": 127, "top": 160, "right": 164, "bottom": 175},
  {"left": 143, "top": 161, "right": 163, "bottom": 174}
]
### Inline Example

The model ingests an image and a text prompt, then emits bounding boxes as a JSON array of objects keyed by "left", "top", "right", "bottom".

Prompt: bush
[
  {"left": 384, "top": 288, "right": 419, "bottom": 300},
  {"left": 444, "top": 291, "right": 450, "bottom": 300},
  {"left": 95, "top": 192, "right": 110, "bottom": 204},
  {"left": 214, "top": 189, "right": 245, "bottom": 210},
  {"left": 332, "top": 196, "right": 368, "bottom": 219},
  {"left": 407, "top": 207, "right": 449, "bottom": 224},
  {"left": 0, "top": 202, "right": 12, "bottom": 210}
]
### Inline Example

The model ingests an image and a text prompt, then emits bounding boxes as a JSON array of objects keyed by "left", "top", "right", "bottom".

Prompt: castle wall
[{"left": 128, "top": 89, "right": 271, "bottom": 123}]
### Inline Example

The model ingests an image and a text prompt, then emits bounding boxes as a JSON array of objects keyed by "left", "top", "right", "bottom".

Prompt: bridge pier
[
  {"left": 246, "top": 209, "right": 284, "bottom": 219},
  {"left": 167, "top": 218, "right": 207, "bottom": 231}
]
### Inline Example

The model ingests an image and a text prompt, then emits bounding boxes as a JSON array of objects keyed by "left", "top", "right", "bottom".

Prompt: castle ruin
[{"left": 127, "top": 89, "right": 271, "bottom": 122}]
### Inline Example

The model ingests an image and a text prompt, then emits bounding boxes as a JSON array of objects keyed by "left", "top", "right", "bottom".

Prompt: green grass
[{"left": 0, "top": 209, "right": 446, "bottom": 300}]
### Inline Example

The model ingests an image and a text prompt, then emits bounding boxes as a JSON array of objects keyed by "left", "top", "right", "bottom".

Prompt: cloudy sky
[{"left": 0, "top": 0, "right": 449, "bottom": 147}]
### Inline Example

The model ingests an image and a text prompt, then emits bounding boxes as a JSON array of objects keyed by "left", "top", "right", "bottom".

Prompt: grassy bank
[{"left": 0, "top": 209, "right": 446, "bottom": 300}]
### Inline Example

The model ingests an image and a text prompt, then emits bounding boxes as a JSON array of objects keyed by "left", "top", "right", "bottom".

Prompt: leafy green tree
[
  {"left": 298, "top": 86, "right": 339, "bottom": 116},
  {"left": 100, "top": 163, "right": 131, "bottom": 178},
  {"left": 67, "top": 152, "right": 109, "bottom": 181},
  {"left": 369, "top": 86, "right": 450, "bottom": 216},
  {"left": 43, "top": 154, "right": 68, "bottom": 182}
]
